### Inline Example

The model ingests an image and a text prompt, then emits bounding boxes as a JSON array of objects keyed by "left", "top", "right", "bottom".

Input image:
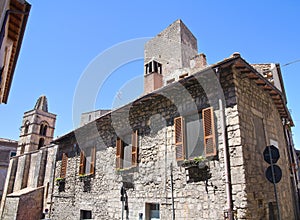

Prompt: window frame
[
  {"left": 79, "top": 147, "right": 96, "bottom": 176},
  {"left": 116, "top": 130, "right": 139, "bottom": 169},
  {"left": 174, "top": 107, "right": 217, "bottom": 161}
]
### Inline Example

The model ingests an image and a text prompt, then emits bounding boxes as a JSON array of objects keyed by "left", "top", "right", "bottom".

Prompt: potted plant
[
  {"left": 55, "top": 177, "right": 66, "bottom": 192},
  {"left": 55, "top": 177, "right": 65, "bottom": 186},
  {"left": 181, "top": 156, "right": 208, "bottom": 169},
  {"left": 79, "top": 174, "right": 90, "bottom": 182}
]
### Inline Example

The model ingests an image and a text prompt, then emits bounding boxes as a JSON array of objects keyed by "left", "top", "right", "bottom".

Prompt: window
[
  {"left": 166, "top": 78, "right": 175, "bottom": 85},
  {"left": 79, "top": 147, "right": 96, "bottom": 175},
  {"left": 39, "top": 123, "right": 48, "bottom": 136},
  {"left": 174, "top": 107, "right": 216, "bottom": 161},
  {"left": 179, "top": 73, "right": 188, "bottom": 79},
  {"left": 145, "top": 60, "right": 162, "bottom": 74},
  {"left": 60, "top": 153, "right": 68, "bottom": 178},
  {"left": 253, "top": 115, "right": 266, "bottom": 149},
  {"left": 38, "top": 138, "right": 45, "bottom": 149},
  {"left": 9, "top": 151, "right": 16, "bottom": 158},
  {"left": 24, "top": 121, "right": 30, "bottom": 134},
  {"left": 80, "top": 210, "right": 92, "bottom": 220},
  {"left": 116, "top": 131, "right": 138, "bottom": 169},
  {"left": 145, "top": 203, "right": 160, "bottom": 220}
]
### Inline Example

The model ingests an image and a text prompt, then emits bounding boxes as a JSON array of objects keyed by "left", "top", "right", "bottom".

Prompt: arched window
[
  {"left": 43, "top": 125, "right": 47, "bottom": 136},
  {"left": 39, "top": 124, "right": 44, "bottom": 135},
  {"left": 24, "top": 121, "right": 30, "bottom": 134},
  {"left": 39, "top": 122, "right": 48, "bottom": 136},
  {"left": 38, "top": 138, "right": 45, "bottom": 149}
]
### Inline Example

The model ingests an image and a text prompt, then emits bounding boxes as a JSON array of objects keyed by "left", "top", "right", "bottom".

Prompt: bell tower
[
  {"left": 18, "top": 95, "right": 56, "bottom": 155},
  {"left": 0, "top": 96, "right": 57, "bottom": 219}
]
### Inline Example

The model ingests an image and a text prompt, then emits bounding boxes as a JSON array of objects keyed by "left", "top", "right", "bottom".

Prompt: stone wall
[
  {"left": 234, "top": 66, "right": 295, "bottom": 219},
  {"left": 50, "top": 70, "right": 231, "bottom": 219},
  {"left": 2, "top": 187, "right": 44, "bottom": 220},
  {"left": 50, "top": 63, "right": 295, "bottom": 219}
]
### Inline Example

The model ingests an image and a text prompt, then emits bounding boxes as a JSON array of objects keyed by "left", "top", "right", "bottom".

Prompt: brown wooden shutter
[
  {"left": 79, "top": 151, "right": 86, "bottom": 175},
  {"left": 60, "top": 153, "right": 68, "bottom": 178},
  {"left": 203, "top": 107, "right": 217, "bottom": 157},
  {"left": 131, "top": 130, "right": 138, "bottom": 167},
  {"left": 174, "top": 116, "right": 185, "bottom": 161},
  {"left": 90, "top": 147, "right": 96, "bottom": 175},
  {"left": 116, "top": 138, "right": 123, "bottom": 169}
]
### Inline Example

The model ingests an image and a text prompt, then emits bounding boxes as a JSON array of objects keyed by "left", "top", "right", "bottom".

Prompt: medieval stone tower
[
  {"left": 0, "top": 96, "right": 57, "bottom": 220},
  {"left": 144, "top": 19, "right": 207, "bottom": 93},
  {"left": 18, "top": 95, "right": 56, "bottom": 154}
]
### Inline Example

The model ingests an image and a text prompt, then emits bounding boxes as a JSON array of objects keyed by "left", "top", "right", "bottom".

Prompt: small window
[
  {"left": 24, "top": 121, "right": 30, "bottom": 134},
  {"left": 10, "top": 151, "right": 16, "bottom": 158},
  {"left": 145, "top": 203, "right": 160, "bottom": 220},
  {"left": 166, "top": 78, "right": 175, "bottom": 85},
  {"left": 179, "top": 73, "right": 188, "bottom": 79},
  {"left": 116, "top": 131, "right": 138, "bottom": 169},
  {"left": 20, "top": 145, "right": 25, "bottom": 154},
  {"left": 145, "top": 60, "right": 162, "bottom": 74},
  {"left": 79, "top": 147, "right": 96, "bottom": 175},
  {"left": 38, "top": 138, "right": 45, "bottom": 149},
  {"left": 80, "top": 210, "right": 92, "bottom": 220}
]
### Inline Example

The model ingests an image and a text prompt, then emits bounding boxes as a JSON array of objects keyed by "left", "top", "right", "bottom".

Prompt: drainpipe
[
  {"left": 170, "top": 162, "right": 175, "bottom": 220},
  {"left": 219, "top": 99, "right": 233, "bottom": 220},
  {"left": 283, "top": 121, "right": 300, "bottom": 219}
]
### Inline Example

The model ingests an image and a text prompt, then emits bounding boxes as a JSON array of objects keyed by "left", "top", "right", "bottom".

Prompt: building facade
[
  {"left": 0, "top": 96, "right": 57, "bottom": 220},
  {"left": 0, "top": 0, "right": 31, "bottom": 104},
  {"left": 47, "top": 20, "right": 298, "bottom": 220},
  {"left": 0, "top": 138, "right": 17, "bottom": 200}
]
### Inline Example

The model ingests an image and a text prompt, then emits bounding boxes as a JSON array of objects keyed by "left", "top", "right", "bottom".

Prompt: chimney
[
  {"left": 144, "top": 60, "right": 163, "bottom": 94},
  {"left": 190, "top": 53, "right": 207, "bottom": 69}
]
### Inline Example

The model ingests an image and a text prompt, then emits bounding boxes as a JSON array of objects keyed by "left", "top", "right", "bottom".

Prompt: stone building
[
  {"left": 47, "top": 20, "right": 298, "bottom": 220},
  {"left": 0, "top": 138, "right": 17, "bottom": 200},
  {"left": 0, "top": 96, "right": 57, "bottom": 220},
  {"left": 0, "top": 0, "right": 31, "bottom": 104}
]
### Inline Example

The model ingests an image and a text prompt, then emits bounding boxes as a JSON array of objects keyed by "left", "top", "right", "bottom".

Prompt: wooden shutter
[
  {"left": 79, "top": 150, "right": 86, "bottom": 175},
  {"left": 116, "top": 138, "right": 123, "bottom": 169},
  {"left": 131, "top": 130, "right": 138, "bottom": 167},
  {"left": 60, "top": 153, "right": 68, "bottom": 178},
  {"left": 203, "top": 107, "right": 217, "bottom": 157},
  {"left": 90, "top": 147, "right": 96, "bottom": 175},
  {"left": 174, "top": 116, "right": 185, "bottom": 161}
]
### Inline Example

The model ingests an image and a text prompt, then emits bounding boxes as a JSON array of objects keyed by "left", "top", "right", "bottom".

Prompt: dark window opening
[
  {"left": 10, "top": 151, "right": 16, "bottom": 158},
  {"left": 145, "top": 60, "right": 162, "bottom": 75},
  {"left": 145, "top": 203, "right": 160, "bottom": 220},
  {"left": 38, "top": 138, "right": 45, "bottom": 149},
  {"left": 80, "top": 210, "right": 92, "bottom": 220},
  {"left": 166, "top": 78, "right": 175, "bottom": 85},
  {"left": 179, "top": 73, "right": 188, "bottom": 79},
  {"left": 24, "top": 121, "right": 30, "bottom": 134},
  {"left": 39, "top": 123, "right": 48, "bottom": 136},
  {"left": 20, "top": 145, "right": 25, "bottom": 154}
]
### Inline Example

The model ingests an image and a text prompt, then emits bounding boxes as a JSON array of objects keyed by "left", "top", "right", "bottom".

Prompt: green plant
[
  {"left": 55, "top": 177, "right": 65, "bottom": 186},
  {"left": 181, "top": 156, "right": 208, "bottom": 168}
]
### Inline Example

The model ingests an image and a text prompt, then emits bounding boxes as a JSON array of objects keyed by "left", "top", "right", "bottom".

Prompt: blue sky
[{"left": 1, "top": 0, "right": 299, "bottom": 148}]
